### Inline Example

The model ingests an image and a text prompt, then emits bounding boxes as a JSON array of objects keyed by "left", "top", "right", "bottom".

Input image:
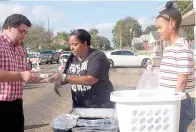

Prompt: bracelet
[
  {"left": 61, "top": 74, "right": 67, "bottom": 81},
  {"left": 175, "top": 90, "right": 184, "bottom": 95}
]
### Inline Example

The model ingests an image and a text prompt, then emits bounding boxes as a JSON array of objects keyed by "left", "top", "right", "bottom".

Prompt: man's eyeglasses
[{"left": 15, "top": 27, "right": 29, "bottom": 36}]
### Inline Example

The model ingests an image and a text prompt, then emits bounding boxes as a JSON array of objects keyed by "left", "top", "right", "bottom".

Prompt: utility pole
[
  {"left": 47, "top": 16, "right": 51, "bottom": 50},
  {"left": 119, "top": 35, "right": 122, "bottom": 49},
  {"left": 47, "top": 16, "right": 50, "bottom": 31},
  {"left": 97, "top": 36, "right": 100, "bottom": 49},
  {"left": 130, "top": 28, "right": 132, "bottom": 50}
]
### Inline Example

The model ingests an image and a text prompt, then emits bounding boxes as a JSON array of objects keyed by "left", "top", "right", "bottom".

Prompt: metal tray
[
  {"left": 70, "top": 108, "right": 114, "bottom": 119},
  {"left": 72, "top": 127, "right": 117, "bottom": 132}
]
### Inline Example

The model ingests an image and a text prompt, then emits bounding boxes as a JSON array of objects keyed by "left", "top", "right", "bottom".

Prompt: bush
[{"left": 134, "top": 43, "right": 143, "bottom": 50}]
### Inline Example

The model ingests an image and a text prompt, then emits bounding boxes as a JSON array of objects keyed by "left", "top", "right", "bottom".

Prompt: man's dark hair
[
  {"left": 156, "top": 1, "right": 182, "bottom": 30},
  {"left": 70, "top": 29, "right": 91, "bottom": 46},
  {"left": 2, "top": 14, "right": 31, "bottom": 29}
]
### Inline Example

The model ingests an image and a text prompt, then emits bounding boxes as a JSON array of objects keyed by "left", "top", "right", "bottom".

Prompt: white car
[
  {"left": 59, "top": 51, "right": 71, "bottom": 63},
  {"left": 59, "top": 54, "right": 69, "bottom": 63},
  {"left": 28, "top": 54, "right": 38, "bottom": 65},
  {"left": 61, "top": 51, "right": 71, "bottom": 56},
  {"left": 105, "top": 50, "right": 152, "bottom": 67}
]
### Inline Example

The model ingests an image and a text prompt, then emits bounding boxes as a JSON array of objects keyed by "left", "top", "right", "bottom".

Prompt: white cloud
[
  {"left": 0, "top": 3, "right": 64, "bottom": 23},
  {"left": 55, "top": 18, "right": 154, "bottom": 45},
  {"left": 32, "top": 5, "right": 64, "bottom": 23},
  {"left": 138, "top": 17, "right": 155, "bottom": 30},
  {"left": 0, "top": 3, "right": 25, "bottom": 22},
  {"left": 54, "top": 23, "right": 115, "bottom": 45}
]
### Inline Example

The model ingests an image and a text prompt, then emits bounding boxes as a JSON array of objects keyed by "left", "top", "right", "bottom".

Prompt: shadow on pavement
[
  {"left": 114, "top": 85, "right": 136, "bottom": 90},
  {"left": 24, "top": 123, "right": 49, "bottom": 130},
  {"left": 111, "top": 66, "right": 143, "bottom": 69},
  {"left": 24, "top": 83, "right": 47, "bottom": 90}
]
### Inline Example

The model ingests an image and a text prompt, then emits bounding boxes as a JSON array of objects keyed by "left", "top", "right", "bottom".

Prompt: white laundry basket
[{"left": 110, "top": 88, "right": 187, "bottom": 132}]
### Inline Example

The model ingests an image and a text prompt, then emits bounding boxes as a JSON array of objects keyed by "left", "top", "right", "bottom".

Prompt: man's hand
[
  {"left": 21, "top": 71, "right": 42, "bottom": 83},
  {"left": 20, "top": 71, "right": 31, "bottom": 82},
  {"left": 30, "top": 71, "right": 42, "bottom": 83}
]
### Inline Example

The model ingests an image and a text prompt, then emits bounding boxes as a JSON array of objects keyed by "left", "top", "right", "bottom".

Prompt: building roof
[
  {"left": 181, "top": 9, "right": 195, "bottom": 26},
  {"left": 140, "top": 34, "right": 150, "bottom": 41},
  {"left": 181, "top": 2, "right": 195, "bottom": 26},
  {"left": 132, "top": 37, "right": 143, "bottom": 44}
]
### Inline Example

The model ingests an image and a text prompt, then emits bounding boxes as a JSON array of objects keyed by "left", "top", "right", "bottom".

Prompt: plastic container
[{"left": 110, "top": 88, "right": 187, "bottom": 132}]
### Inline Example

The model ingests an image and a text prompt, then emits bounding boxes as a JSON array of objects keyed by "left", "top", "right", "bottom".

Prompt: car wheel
[
  {"left": 141, "top": 58, "right": 149, "bottom": 68},
  {"left": 50, "top": 58, "right": 53, "bottom": 64},
  {"left": 108, "top": 59, "right": 114, "bottom": 68},
  {"left": 57, "top": 58, "right": 59, "bottom": 63}
]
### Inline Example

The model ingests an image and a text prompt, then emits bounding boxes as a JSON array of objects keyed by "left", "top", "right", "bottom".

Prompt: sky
[{"left": 0, "top": 1, "right": 167, "bottom": 44}]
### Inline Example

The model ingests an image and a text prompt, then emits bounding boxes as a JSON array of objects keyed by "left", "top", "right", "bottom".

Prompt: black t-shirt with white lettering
[{"left": 64, "top": 47, "right": 114, "bottom": 108}]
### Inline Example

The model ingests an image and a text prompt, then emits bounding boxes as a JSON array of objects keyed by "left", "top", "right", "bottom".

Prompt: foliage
[
  {"left": 112, "top": 16, "right": 142, "bottom": 49},
  {"left": 24, "top": 24, "right": 112, "bottom": 52}
]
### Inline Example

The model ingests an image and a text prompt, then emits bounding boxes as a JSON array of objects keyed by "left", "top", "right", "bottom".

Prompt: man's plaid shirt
[{"left": 0, "top": 32, "right": 26, "bottom": 101}]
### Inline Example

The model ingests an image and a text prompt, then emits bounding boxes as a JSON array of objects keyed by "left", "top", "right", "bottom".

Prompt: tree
[
  {"left": 89, "top": 28, "right": 99, "bottom": 48},
  {"left": 89, "top": 29, "right": 99, "bottom": 36},
  {"left": 54, "top": 31, "right": 70, "bottom": 50},
  {"left": 88, "top": 28, "right": 111, "bottom": 50},
  {"left": 24, "top": 24, "right": 57, "bottom": 51},
  {"left": 24, "top": 24, "right": 48, "bottom": 51},
  {"left": 24, "top": 25, "right": 111, "bottom": 52},
  {"left": 97, "top": 36, "right": 111, "bottom": 50},
  {"left": 143, "top": 25, "right": 157, "bottom": 34},
  {"left": 175, "top": 0, "right": 193, "bottom": 14},
  {"left": 175, "top": 0, "right": 194, "bottom": 40},
  {"left": 112, "top": 16, "right": 142, "bottom": 49}
]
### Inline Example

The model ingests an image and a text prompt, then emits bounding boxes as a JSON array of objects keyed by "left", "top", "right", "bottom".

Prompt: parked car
[
  {"left": 105, "top": 50, "right": 152, "bottom": 67},
  {"left": 59, "top": 51, "right": 71, "bottom": 63},
  {"left": 61, "top": 51, "right": 71, "bottom": 56},
  {"left": 59, "top": 54, "right": 69, "bottom": 63},
  {"left": 39, "top": 50, "right": 59, "bottom": 64},
  {"left": 28, "top": 54, "right": 39, "bottom": 65}
]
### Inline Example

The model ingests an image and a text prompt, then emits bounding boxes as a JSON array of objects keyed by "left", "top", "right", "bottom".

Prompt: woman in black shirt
[{"left": 56, "top": 29, "right": 114, "bottom": 108}]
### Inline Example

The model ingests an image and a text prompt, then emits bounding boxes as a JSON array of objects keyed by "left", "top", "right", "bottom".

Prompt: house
[
  {"left": 132, "top": 35, "right": 150, "bottom": 50},
  {"left": 132, "top": 37, "right": 143, "bottom": 45},
  {"left": 140, "top": 34, "right": 150, "bottom": 50},
  {"left": 181, "top": 1, "right": 195, "bottom": 46},
  {"left": 148, "top": 29, "right": 187, "bottom": 58},
  {"left": 181, "top": 1, "right": 196, "bottom": 97},
  {"left": 148, "top": 31, "right": 167, "bottom": 58},
  {"left": 181, "top": 2, "right": 195, "bottom": 27}
]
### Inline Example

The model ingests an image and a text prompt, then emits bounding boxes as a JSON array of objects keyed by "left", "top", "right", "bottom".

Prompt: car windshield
[
  {"left": 40, "top": 51, "right": 53, "bottom": 54},
  {"left": 63, "top": 51, "right": 71, "bottom": 54},
  {"left": 29, "top": 55, "right": 37, "bottom": 58}
]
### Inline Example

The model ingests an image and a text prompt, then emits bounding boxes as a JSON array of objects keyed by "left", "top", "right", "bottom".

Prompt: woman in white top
[{"left": 155, "top": 1, "right": 195, "bottom": 132}]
